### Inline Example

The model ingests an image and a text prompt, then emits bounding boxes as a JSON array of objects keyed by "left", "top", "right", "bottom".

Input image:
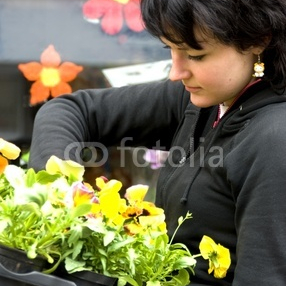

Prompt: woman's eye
[{"left": 187, "top": 55, "right": 204, "bottom": 61}]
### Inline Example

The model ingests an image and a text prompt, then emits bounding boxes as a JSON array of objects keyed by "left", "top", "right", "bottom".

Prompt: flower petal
[
  {"left": 214, "top": 266, "right": 228, "bottom": 279},
  {"left": 123, "top": 0, "right": 144, "bottom": 32},
  {"left": 46, "top": 155, "right": 85, "bottom": 181},
  {"left": 138, "top": 214, "right": 166, "bottom": 229},
  {"left": 124, "top": 223, "right": 143, "bottom": 235},
  {"left": 101, "top": 2, "right": 123, "bottom": 35},
  {"left": 142, "top": 201, "right": 164, "bottom": 216},
  {"left": 30, "top": 81, "right": 50, "bottom": 105},
  {"left": 0, "top": 155, "right": 8, "bottom": 174},
  {"left": 18, "top": 62, "right": 42, "bottom": 81},
  {"left": 217, "top": 244, "right": 231, "bottom": 269},
  {"left": 50, "top": 82, "right": 72, "bottom": 97},
  {"left": 125, "top": 184, "right": 148, "bottom": 204},
  {"left": 0, "top": 138, "right": 21, "bottom": 160},
  {"left": 82, "top": 0, "right": 108, "bottom": 19},
  {"left": 199, "top": 235, "right": 231, "bottom": 279},
  {"left": 41, "top": 45, "right": 61, "bottom": 67},
  {"left": 100, "top": 190, "right": 121, "bottom": 219},
  {"left": 95, "top": 176, "right": 107, "bottom": 190},
  {"left": 59, "top": 62, "right": 83, "bottom": 82},
  {"left": 99, "top": 179, "right": 122, "bottom": 195},
  {"left": 199, "top": 235, "right": 217, "bottom": 259},
  {"left": 72, "top": 182, "right": 96, "bottom": 206}
]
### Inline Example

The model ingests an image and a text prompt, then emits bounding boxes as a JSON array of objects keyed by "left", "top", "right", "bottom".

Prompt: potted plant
[{"left": 0, "top": 138, "right": 231, "bottom": 285}]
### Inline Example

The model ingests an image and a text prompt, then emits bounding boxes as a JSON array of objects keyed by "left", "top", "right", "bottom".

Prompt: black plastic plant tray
[{"left": 0, "top": 263, "right": 76, "bottom": 286}]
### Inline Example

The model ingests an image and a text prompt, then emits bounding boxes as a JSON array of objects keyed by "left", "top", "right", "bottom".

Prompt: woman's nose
[{"left": 168, "top": 56, "right": 192, "bottom": 81}]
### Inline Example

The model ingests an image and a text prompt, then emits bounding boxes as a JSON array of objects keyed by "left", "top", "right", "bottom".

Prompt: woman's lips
[{"left": 185, "top": 86, "right": 201, "bottom": 93}]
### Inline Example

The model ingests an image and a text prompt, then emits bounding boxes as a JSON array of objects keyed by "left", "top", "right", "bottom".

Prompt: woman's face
[{"left": 162, "top": 31, "right": 260, "bottom": 107}]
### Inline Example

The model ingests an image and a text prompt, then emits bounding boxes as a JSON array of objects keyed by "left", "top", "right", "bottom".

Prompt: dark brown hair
[{"left": 141, "top": 0, "right": 286, "bottom": 89}]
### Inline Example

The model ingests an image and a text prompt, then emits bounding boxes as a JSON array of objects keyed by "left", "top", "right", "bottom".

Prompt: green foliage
[
  {"left": 0, "top": 165, "right": 91, "bottom": 274},
  {"left": 63, "top": 212, "right": 196, "bottom": 286}
]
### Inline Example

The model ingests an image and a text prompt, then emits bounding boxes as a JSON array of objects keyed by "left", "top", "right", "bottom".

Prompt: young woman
[{"left": 29, "top": 0, "right": 286, "bottom": 284}]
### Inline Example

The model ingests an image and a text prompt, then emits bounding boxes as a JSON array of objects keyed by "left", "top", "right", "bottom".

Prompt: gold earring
[{"left": 252, "top": 54, "right": 265, "bottom": 78}]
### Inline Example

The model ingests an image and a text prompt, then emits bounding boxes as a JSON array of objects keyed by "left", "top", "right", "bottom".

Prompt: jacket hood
[
  {"left": 219, "top": 80, "right": 286, "bottom": 128},
  {"left": 179, "top": 80, "right": 286, "bottom": 204}
]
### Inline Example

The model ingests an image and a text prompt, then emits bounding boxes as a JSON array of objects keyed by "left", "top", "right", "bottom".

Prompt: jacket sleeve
[
  {"left": 29, "top": 79, "right": 189, "bottom": 171},
  {"left": 225, "top": 105, "right": 286, "bottom": 285}
]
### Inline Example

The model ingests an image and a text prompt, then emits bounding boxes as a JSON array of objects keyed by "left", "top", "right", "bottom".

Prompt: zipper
[{"left": 178, "top": 121, "right": 197, "bottom": 166}]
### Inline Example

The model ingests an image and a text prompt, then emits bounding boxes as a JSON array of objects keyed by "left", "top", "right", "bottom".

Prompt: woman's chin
[{"left": 190, "top": 95, "right": 217, "bottom": 108}]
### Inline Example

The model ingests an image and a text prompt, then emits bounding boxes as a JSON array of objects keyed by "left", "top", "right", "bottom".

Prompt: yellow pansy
[
  {"left": 0, "top": 138, "right": 21, "bottom": 174},
  {"left": 46, "top": 155, "right": 84, "bottom": 181},
  {"left": 141, "top": 201, "right": 165, "bottom": 216},
  {"left": 124, "top": 222, "right": 143, "bottom": 235},
  {"left": 72, "top": 182, "right": 97, "bottom": 207},
  {"left": 125, "top": 184, "right": 149, "bottom": 205},
  {"left": 0, "top": 138, "right": 21, "bottom": 160},
  {"left": 199, "top": 235, "right": 231, "bottom": 279},
  {"left": 138, "top": 213, "right": 167, "bottom": 232},
  {"left": 95, "top": 178, "right": 125, "bottom": 225}
]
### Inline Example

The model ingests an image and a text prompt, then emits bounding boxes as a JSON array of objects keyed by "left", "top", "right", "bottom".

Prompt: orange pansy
[
  {"left": 18, "top": 45, "right": 83, "bottom": 105},
  {"left": 0, "top": 155, "right": 8, "bottom": 174}
]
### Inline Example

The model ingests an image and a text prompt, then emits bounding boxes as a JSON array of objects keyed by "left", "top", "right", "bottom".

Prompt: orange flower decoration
[{"left": 18, "top": 45, "right": 83, "bottom": 105}]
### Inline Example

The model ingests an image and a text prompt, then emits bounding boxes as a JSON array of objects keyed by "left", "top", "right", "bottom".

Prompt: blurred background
[{"left": 0, "top": 0, "right": 171, "bottom": 199}]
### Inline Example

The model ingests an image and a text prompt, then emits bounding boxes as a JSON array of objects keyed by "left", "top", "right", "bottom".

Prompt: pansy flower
[
  {"left": 72, "top": 182, "right": 98, "bottom": 207},
  {"left": 199, "top": 235, "right": 231, "bottom": 278},
  {"left": 0, "top": 138, "right": 21, "bottom": 174},
  {"left": 82, "top": 0, "right": 144, "bottom": 35},
  {"left": 123, "top": 184, "right": 167, "bottom": 234},
  {"left": 45, "top": 155, "right": 85, "bottom": 182},
  {"left": 18, "top": 45, "right": 83, "bottom": 105},
  {"left": 95, "top": 177, "right": 126, "bottom": 226},
  {"left": 143, "top": 149, "right": 169, "bottom": 169}
]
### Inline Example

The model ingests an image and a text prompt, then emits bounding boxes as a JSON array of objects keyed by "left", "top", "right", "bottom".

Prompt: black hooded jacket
[{"left": 29, "top": 79, "right": 286, "bottom": 285}]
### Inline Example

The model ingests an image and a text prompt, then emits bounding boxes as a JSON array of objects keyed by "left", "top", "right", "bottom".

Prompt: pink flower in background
[
  {"left": 143, "top": 150, "right": 169, "bottom": 169},
  {"left": 82, "top": 0, "right": 144, "bottom": 35}
]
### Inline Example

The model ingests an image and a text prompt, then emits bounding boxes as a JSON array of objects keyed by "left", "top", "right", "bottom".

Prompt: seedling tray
[{"left": 0, "top": 263, "right": 76, "bottom": 286}]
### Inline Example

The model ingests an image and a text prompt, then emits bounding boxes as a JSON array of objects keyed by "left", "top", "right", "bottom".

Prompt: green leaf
[
  {"left": 107, "top": 236, "right": 135, "bottom": 252},
  {"left": 68, "top": 225, "right": 84, "bottom": 244},
  {"left": 25, "top": 190, "right": 48, "bottom": 207},
  {"left": 118, "top": 276, "right": 139, "bottom": 286},
  {"left": 173, "top": 269, "right": 191, "bottom": 285},
  {"left": 35, "top": 171, "right": 61, "bottom": 184},
  {"left": 173, "top": 256, "right": 197, "bottom": 269},
  {"left": 18, "top": 202, "right": 41, "bottom": 216},
  {"left": 0, "top": 218, "right": 9, "bottom": 232},
  {"left": 65, "top": 257, "right": 86, "bottom": 273},
  {"left": 25, "top": 168, "right": 36, "bottom": 187},
  {"left": 71, "top": 204, "right": 92, "bottom": 219},
  {"left": 27, "top": 242, "right": 37, "bottom": 259},
  {"left": 103, "top": 231, "right": 116, "bottom": 246},
  {"left": 146, "top": 281, "right": 161, "bottom": 286},
  {"left": 71, "top": 241, "right": 84, "bottom": 259}
]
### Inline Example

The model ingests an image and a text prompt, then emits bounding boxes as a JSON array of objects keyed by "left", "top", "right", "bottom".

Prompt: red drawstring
[{"left": 213, "top": 105, "right": 221, "bottom": 128}]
